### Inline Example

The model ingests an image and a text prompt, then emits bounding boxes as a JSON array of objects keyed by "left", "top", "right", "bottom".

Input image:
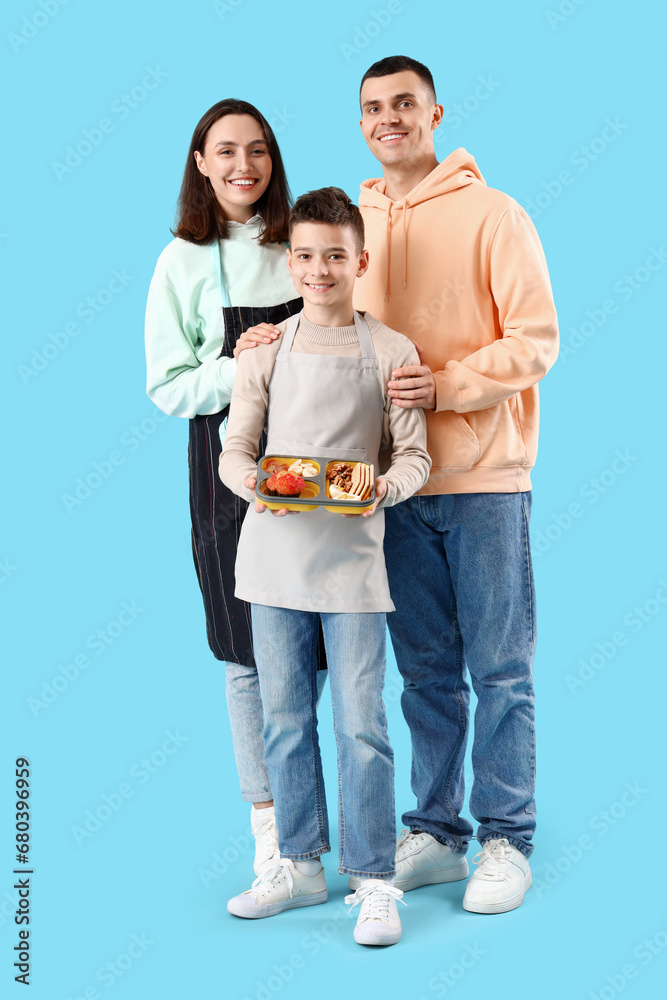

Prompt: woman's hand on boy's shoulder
[{"left": 234, "top": 324, "right": 282, "bottom": 360}]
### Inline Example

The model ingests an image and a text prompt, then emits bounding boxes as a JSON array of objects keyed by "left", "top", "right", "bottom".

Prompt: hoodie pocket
[
  {"left": 427, "top": 400, "right": 529, "bottom": 473},
  {"left": 426, "top": 411, "right": 480, "bottom": 472}
]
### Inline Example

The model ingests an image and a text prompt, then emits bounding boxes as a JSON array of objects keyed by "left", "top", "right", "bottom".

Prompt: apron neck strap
[
  {"left": 353, "top": 310, "right": 375, "bottom": 358},
  {"left": 211, "top": 241, "right": 231, "bottom": 309},
  {"left": 278, "top": 310, "right": 377, "bottom": 357}
]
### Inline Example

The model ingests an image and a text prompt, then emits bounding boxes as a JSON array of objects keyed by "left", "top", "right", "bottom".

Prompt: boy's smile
[{"left": 287, "top": 222, "right": 368, "bottom": 326}]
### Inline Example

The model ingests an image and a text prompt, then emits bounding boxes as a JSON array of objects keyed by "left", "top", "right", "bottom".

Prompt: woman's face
[{"left": 194, "top": 114, "right": 272, "bottom": 223}]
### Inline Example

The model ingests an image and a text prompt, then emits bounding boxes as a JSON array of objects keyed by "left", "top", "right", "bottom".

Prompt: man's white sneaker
[
  {"left": 345, "top": 879, "right": 405, "bottom": 946},
  {"left": 348, "top": 829, "right": 468, "bottom": 892},
  {"left": 462, "top": 837, "right": 532, "bottom": 913},
  {"left": 251, "top": 806, "right": 280, "bottom": 876},
  {"left": 227, "top": 858, "right": 327, "bottom": 918}
]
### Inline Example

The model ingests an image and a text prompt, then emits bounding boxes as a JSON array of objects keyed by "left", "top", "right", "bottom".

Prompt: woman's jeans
[
  {"left": 251, "top": 605, "right": 396, "bottom": 878},
  {"left": 225, "top": 661, "right": 327, "bottom": 803},
  {"left": 384, "top": 492, "right": 536, "bottom": 858}
]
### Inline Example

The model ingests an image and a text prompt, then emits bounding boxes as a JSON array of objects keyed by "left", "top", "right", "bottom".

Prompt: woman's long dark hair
[{"left": 173, "top": 99, "right": 292, "bottom": 246}]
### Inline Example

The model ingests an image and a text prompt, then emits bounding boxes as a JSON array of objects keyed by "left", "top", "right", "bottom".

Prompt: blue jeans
[
  {"left": 225, "top": 661, "right": 328, "bottom": 803},
  {"left": 251, "top": 605, "right": 396, "bottom": 878},
  {"left": 384, "top": 492, "right": 536, "bottom": 858}
]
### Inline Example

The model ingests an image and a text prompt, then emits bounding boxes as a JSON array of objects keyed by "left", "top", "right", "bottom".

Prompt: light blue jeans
[
  {"left": 384, "top": 492, "right": 537, "bottom": 858},
  {"left": 251, "top": 605, "right": 396, "bottom": 878},
  {"left": 225, "top": 661, "right": 327, "bottom": 803}
]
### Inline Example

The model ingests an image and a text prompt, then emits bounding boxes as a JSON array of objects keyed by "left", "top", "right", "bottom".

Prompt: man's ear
[{"left": 431, "top": 104, "right": 444, "bottom": 132}]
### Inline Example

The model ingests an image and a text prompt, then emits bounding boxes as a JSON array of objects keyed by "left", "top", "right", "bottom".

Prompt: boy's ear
[
  {"left": 356, "top": 249, "right": 370, "bottom": 278},
  {"left": 285, "top": 247, "right": 293, "bottom": 273}
]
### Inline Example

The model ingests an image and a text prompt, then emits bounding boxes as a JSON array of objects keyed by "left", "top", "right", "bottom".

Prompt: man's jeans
[
  {"left": 224, "top": 661, "right": 327, "bottom": 803},
  {"left": 384, "top": 492, "right": 536, "bottom": 858},
  {"left": 251, "top": 605, "right": 396, "bottom": 878}
]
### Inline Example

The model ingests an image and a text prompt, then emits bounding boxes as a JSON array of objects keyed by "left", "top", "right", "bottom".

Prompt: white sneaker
[
  {"left": 462, "top": 837, "right": 532, "bottom": 913},
  {"left": 227, "top": 859, "right": 327, "bottom": 918},
  {"left": 345, "top": 879, "right": 405, "bottom": 946},
  {"left": 251, "top": 806, "right": 280, "bottom": 876},
  {"left": 348, "top": 829, "right": 469, "bottom": 892}
]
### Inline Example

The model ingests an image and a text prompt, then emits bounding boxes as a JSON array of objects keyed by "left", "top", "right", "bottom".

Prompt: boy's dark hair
[
  {"left": 360, "top": 55, "right": 436, "bottom": 106},
  {"left": 288, "top": 187, "right": 365, "bottom": 254},
  {"left": 173, "top": 98, "right": 291, "bottom": 246}
]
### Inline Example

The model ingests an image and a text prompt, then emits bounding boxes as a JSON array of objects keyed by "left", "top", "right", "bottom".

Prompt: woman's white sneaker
[
  {"left": 227, "top": 858, "right": 327, "bottom": 918},
  {"left": 462, "top": 837, "right": 532, "bottom": 913},
  {"left": 251, "top": 805, "right": 280, "bottom": 876},
  {"left": 345, "top": 879, "right": 405, "bottom": 946},
  {"left": 348, "top": 829, "right": 468, "bottom": 892}
]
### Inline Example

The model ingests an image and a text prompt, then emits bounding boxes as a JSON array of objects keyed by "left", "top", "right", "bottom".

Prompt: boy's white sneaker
[
  {"left": 227, "top": 858, "right": 327, "bottom": 918},
  {"left": 348, "top": 829, "right": 468, "bottom": 892},
  {"left": 345, "top": 879, "right": 405, "bottom": 946},
  {"left": 462, "top": 837, "right": 532, "bottom": 913},
  {"left": 251, "top": 806, "right": 280, "bottom": 876}
]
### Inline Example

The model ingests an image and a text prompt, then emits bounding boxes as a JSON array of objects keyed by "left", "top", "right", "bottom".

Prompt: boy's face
[
  {"left": 359, "top": 69, "right": 442, "bottom": 168},
  {"left": 287, "top": 223, "right": 368, "bottom": 309}
]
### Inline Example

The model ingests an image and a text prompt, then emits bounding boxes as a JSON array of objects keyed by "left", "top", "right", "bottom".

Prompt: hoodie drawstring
[
  {"left": 402, "top": 204, "right": 408, "bottom": 290},
  {"left": 384, "top": 201, "right": 410, "bottom": 300},
  {"left": 384, "top": 203, "right": 393, "bottom": 302}
]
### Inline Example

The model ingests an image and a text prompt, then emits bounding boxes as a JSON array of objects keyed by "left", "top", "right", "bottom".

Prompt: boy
[{"left": 218, "top": 187, "right": 430, "bottom": 946}]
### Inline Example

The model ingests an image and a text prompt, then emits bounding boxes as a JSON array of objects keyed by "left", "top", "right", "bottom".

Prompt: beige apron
[{"left": 234, "top": 310, "right": 394, "bottom": 613}]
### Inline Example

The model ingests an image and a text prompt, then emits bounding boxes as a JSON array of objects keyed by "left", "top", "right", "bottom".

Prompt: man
[{"left": 352, "top": 55, "right": 558, "bottom": 913}]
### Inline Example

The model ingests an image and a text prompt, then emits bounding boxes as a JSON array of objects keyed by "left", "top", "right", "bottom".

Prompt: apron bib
[
  {"left": 235, "top": 310, "right": 394, "bottom": 613},
  {"left": 188, "top": 239, "right": 303, "bottom": 662}
]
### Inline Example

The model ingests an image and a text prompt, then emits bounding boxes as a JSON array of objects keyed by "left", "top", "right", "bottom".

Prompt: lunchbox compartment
[
  {"left": 325, "top": 461, "right": 374, "bottom": 502},
  {"left": 261, "top": 456, "right": 320, "bottom": 477},
  {"left": 258, "top": 479, "right": 320, "bottom": 499}
]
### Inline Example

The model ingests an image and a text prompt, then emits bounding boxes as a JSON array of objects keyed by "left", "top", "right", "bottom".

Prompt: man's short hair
[
  {"left": 360, "top": 55, "right": 436, "bottom": 106},
  {"left": 288, "top": 187, "right": 365, "bottom": 254}
]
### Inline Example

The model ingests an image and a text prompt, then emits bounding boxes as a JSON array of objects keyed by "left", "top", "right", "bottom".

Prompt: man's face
[
  {"left": 287, "top": 222, "right": 368, "bottom": 309},
  {"left": 359, "top": 70, "right": 442, "bottom": 168}
]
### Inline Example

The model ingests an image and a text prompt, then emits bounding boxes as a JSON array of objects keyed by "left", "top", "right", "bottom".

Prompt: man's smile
[{"left": 377, "top": 132, "right": 409, "bottom": 144}]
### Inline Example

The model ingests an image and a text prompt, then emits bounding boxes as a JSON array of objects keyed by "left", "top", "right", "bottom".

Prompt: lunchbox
[{"left": 255, "top": 455, "right": 376, "bottom": 514}]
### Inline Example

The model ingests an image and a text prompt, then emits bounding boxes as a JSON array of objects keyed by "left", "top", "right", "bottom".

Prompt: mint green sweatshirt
[{"left": 145, "top": 217, "right": 296, "bottom": 418}]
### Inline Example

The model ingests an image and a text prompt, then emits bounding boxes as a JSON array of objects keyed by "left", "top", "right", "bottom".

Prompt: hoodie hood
[{"left": 359, "top": 148, "right": 486, "bottom": 298}]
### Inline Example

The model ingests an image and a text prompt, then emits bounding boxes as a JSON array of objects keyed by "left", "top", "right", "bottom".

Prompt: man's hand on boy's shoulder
[
  {"left": 243, "top": 474, "right": 299, "bottom": 517},
  {"left": 387, "top": 343, "right": 436, "bottom": 410},
  {"left": 234, "top": 323, "right": 283, "bottom": 360}
]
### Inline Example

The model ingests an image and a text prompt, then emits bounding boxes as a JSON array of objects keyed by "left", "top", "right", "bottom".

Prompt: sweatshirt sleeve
[
  {"left": 380, "top": 344, "right": 431, "bottom": 507},
  {"left": 218, "top": 342, "right": 278, "bottom": 503},
  {"left": 433, "top": 205, "right": 559, "bottom": 413},
  {"left": 145, "top": 277, "right": 237, "bottom": 418}
]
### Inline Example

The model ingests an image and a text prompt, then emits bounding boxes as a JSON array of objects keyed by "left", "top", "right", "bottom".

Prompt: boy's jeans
[
  {"left": 384, "top": 492, "right": 536, "bottom": 858},
  {"left": 224, "top": 661, "right": 327, "bottom": 803},
  {"left": 251, "top": 605, "right": 396, "bottom": 878}
]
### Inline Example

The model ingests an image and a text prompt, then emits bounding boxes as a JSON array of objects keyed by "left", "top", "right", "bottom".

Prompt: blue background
[{"left": 3, "top": 0, "right": 666, "bottom": 997}]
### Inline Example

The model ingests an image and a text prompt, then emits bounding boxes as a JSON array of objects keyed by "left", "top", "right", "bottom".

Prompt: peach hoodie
[{"left": 354, "top": 148, "right": 559, "bottom": 494}]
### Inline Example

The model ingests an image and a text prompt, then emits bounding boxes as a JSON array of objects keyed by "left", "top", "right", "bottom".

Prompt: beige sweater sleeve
[
  {"left": 218, "top": 335, "right": 283, "bottom": 503},
  {"left": 376, "top": 337, "right": 431, "bottom": 507}
]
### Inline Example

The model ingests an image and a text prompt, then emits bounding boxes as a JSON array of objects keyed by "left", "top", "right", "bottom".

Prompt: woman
[{"left": 145, "top": 99, "right": 325, "bottom": 877}]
